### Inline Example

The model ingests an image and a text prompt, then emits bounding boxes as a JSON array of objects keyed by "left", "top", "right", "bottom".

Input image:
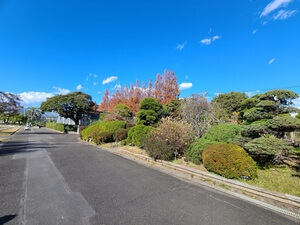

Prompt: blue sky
[{"left": 0, "top": 0, "right": 299, "bottom": 107}]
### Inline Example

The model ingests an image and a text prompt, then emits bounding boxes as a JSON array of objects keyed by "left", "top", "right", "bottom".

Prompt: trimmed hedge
[
  {"left": 46, "top": 122, "right": 65, "bottom": 132},
  {"left": 126, "top": 125, "right": 153, "bottom": 147},
  {"left": 81, "top": 120, "right": 126, "bottom": 142},
  {"left": 203, "top": 143, "right": 258, "bottom": 179},
  {"left": 185, "top": 124, "right": 242, "bottom": 164}
]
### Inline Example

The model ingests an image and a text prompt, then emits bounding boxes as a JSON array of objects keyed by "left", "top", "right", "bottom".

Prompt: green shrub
[
  {"left": 136, "top": 109, "right": 158, "bottom": 126},
  {"left": 203, "top": 143, "right": 258, "bottom": 179},
  {"left": 126, "top": 125, "right": 153, "bottom": 147},
  {"left": 114, "top": 128, "right": 129, "bottom": 142},
  {"left": 185, "top": 139, "right": 217, "bottom": 165},
  {"left": 201, "top": 124, "right": 242, "bottom": 142},
  {"left": 244, "top": 137, "right": 293, "bottom": 166},
  {"left": 143, "top": 120, "right": 194, "bottom": 160},
  {"left": 185, "top": 124, "right": 242, "bottom": 165},
  {"left": 296, "top": 113, "right": 300, "bottom": 119},
  {"left": 81, "top": 120, "right": 126, "bottom": 142},
  {"left": 136, "top": 98, "right": 163, "bottom": 126},
  {"left": 46, "top": 122, "right": 65, "bottom": 132},
  {"left": 93, "top": 131, "right": 114, "bottom": 145},
  {"left": 114, "top": 104, "right": 132, "bottom": 117},
  {"left": 241, "top": 124, "right": 270, "bottom": 138}
]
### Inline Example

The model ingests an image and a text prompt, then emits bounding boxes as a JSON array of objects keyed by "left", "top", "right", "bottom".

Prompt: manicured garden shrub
[
  {"left": 136, "top": 98, "right": 163, "bottom": 126},
  {"left": 114, "top": 104, "right": 132, "bottom": 117},
  {"left": 244, "top": 136, "right": 293, "bottom": 166},
  {"left": 201, "top": 124, "right": 242, "bottom": 142},
  {"left": 80, "top": 120, "right": 126, "bottom": 142},
  {"left": 202, "top": 143, "right": 258, "bottom": 179},
  {"left": 185, "top": 124, "right": 242, "bottom": 164},
  {"left": 126, "top": 125, "right": 153, "bottom": 147},
  {"left": 46, "top": 122, "right": 65, "bottom": 132},
  {"left": 241, "top": 124, "right": 270, "bottom": 139},
  {"left": 114, "top": 128, "right": 129, "bottom": 142},
  {"left": 185, "top": 139, "right": 217, "bottom": 165},
  {"left": 143, "top": 119, "right": 194, "bottom": 160},
  {"left": 93, "top": 131, "right": 114, "bottom": 145}
]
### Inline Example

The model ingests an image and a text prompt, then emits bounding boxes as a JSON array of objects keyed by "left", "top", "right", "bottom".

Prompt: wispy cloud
[
  {"left": 102, "top": 76, "right": 118, "bottom": 85},
  {"left": 76, "top": 84, "right": 83, "bottom": 91},
  {"left": 112, "top": 84, "right": 122, "bottom": 90},
  {"left": 261, "top": 0, "right": 293, "bottom": 17},
  {"left": 273, "top": 9, "right": 298, "bottom": 20},
  {"left": 93, "top": 82, "right": 98, "bottom": 86},
  {"left": 200, "top": 35, "right": 221, "bottom": 45},
  {"left": 179, "top": 82, "right": 193, "bottom": 91},
  {"left": 269, "top": 58, "right": 276, "bottom": 64},
  {"left": 86, "top": 73, "right": 97, "bottom": 81},
  {"left": 252, "top": 29, "right": 258, "bottom": 34},
  {"left": 53, "top": 87, "right": 70, "bottom": 95},
  {"left": 176, "top": 42, "right": 187, "bottom": 51}
]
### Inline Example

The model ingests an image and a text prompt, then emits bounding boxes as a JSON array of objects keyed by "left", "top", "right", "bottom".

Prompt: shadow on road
[
  {"left": 0, "top": 141, "right": 55, "bottom": 157},
  {"left": 0, "top": 214, "right": 17, "bottom": 224}
]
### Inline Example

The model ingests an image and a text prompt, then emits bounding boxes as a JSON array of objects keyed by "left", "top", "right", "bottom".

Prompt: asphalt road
[{"left": 0, "top": 127, "right": 299, "bottom": 225}]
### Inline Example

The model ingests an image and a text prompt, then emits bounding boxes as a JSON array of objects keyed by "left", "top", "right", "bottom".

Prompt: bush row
[{"left": 46, "top": 122, "right": 78, "bottom": 133}]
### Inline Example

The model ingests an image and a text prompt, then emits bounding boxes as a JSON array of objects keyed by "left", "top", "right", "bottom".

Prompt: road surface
[{"left": 0, "top": 128, "right": 298, "bottom": 225}]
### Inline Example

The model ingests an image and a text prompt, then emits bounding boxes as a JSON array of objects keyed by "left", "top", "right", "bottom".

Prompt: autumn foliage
[{"left": 99, "top": 70, "right": 180, "bottom": 114}]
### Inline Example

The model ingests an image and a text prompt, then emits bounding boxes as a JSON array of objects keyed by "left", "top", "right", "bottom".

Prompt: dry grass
[
  {"left": 0, "top": 127, "right": 20, "bottom": 134},
  {"left": 244, "top": 166, "right": 300, "bottom": 197},
  {"left": 172, "top": 158, "right": 207, "bottom": 172}
]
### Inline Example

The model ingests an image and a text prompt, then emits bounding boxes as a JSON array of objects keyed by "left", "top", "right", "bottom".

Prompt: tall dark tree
[
  {"left": 40, "top": 92, "right": 94, "bottom": 133},
  {"left": 0, "top": 92, "right": 22, "bottom": 114}
]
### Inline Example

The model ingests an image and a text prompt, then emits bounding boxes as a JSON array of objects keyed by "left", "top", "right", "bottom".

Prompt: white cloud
[
  {"left": 179, "top": 82, "right": 193, "bottom": 91},
  {"left": 93, "top": 82, "right": 98, "bottom": 86},
  {"left": 76, "top": 84, "right": 83, "bottom": 91},
  {"left": 176, "top": 42, "right": 187, "bottom": 51},
  {"left": 102, "top": 76, "right": 118, "bottom": 85},
  {"left": 200, "top": 35, "right": 221, "bottom": 45},
  {"left": 293, "top": 97, "right": 300, "bottom": 108},
  {"left": 19, "top": 92, "right": 54, "bottom": 105},
  {"left": 208, "top": 28, "right": 212, "bottom": 34},
  {"left": 53, "top": 87, "right": 70, "bottom": 95},
  {"left": 252, "top": 29, "right": 258, "bottom": 34},
  {"left": 273, "top": 9, "right": 298, "bottom": 20},
  {"left": 212, "top": 35, "right": 221, "bottom": 41},
  {"left": 269, "top": 58, "right": 276, "bottom": 64},
  {"left": 200, "top": 38, "right": 212, "bottom": 45},
  {"left": 261, "top": 0, "right": 293, "bottom": 17}
]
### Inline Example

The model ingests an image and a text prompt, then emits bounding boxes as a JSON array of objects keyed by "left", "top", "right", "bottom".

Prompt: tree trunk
[{"left": 76, "top": 120, "right": 81, "bottom": 134}]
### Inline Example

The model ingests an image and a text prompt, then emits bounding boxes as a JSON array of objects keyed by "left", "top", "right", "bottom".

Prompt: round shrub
[
  {"left": 80, "top": 120, "right": 126, "bottom": 142},
  {"left": 114, "top": 128, "right": 129, "bottom": 142},
  {"left": 93, "top": 131, "right": 114, "bottom": 145},
  {"left": 185, "top": 124, "right": 242, "bottom": 165},
  {"left": 185, "top": 139, "right": 217, "bottom": 165},
  {"left": 201, "top": 124, "right": 242, "bottom": 142},
  {"left": 126, "top": 125, "right": 153, "bottom": 147},
  {"left": 203, "top": 143, "right": 258, "bottom": 179},
  {"left": 244, "top": 137, "right": 293, "bottom": 166},
  {"left": 143, "top": 120, "right": 194, "bottom": 160}
]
